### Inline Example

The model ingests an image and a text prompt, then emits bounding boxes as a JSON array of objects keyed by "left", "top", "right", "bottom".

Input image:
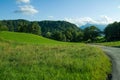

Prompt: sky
[{"left": 1, "top": 0, "right": 120, "bottom": 26}]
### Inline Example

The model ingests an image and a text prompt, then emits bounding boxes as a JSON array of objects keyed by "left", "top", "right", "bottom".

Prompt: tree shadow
[{"left": 107, "top": 74, "right": 112, "bottom": 80}]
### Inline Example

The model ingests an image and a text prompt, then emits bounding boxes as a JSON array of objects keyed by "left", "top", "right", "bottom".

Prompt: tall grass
[
  {"left": 0, "top": 31, "right": 111, "bottom": 80},
  {"left": 0, "top": 41, "right": 111, "bottom": 80}
]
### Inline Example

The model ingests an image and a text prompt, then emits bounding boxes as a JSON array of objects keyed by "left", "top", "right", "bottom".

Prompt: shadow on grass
[{"left": 106, "top": 74, "right": 112, "bottom": 80}]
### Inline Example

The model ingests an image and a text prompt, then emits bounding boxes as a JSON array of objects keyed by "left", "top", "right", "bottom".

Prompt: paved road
[{"left": 91, "top": 45, "right": 120, "bottom": 80}]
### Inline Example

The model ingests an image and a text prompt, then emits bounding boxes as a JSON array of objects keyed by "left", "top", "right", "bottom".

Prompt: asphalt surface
[{"left": 91, "top": 45, "right": 120, "bottom": 80}]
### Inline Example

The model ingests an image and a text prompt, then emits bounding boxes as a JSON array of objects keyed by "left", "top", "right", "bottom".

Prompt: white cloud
[
  {"left": 100, "top": 15, "right": 113, "bottom": 24},
  {"left": 65, "top": 17, "right": 93, "bottom": 26},
  {"left": 16, "top": 0, "right": 30, "bottom": 3},
  {"left": 15, "top": 0, "right": 39, "bottom": 15},
  {"left": 65, "top": 16, "right": 114, "bottom": 26},
  {"left": 48, "top": 16, "right": 54, "bottom": 18},
  {"left": 14, "top": 5, "right": 38, "bottom": 15}
]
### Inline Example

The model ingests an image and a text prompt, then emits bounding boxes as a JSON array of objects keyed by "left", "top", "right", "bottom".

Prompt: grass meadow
[
  {"left": 0, "top": 31, "right": 111, "bottom": 80},
  {"left": 99, "top": 41, "right": 120, "bottom": 47}
]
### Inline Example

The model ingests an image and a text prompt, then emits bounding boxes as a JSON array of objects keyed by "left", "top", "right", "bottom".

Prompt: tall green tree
[
  {"left": 65, "top": 30, "right": 73, "bottom": 42},
  {"left": 83, "top": 26, "right": 101, "bottom": 42},
  {"left": 104, "top": 22, "right": 120, "bottom": 41},
  {"left": 29, "top": 22, "right": 41, "bottom": 35},
  {"left": 0, "top": 22, "right": 8, "bottom": 31},
  {"left": 17, "top": 20, "right": 30, "bottom": 32},
  {"left": 51, "top": 31, "right": 66, "bottom": 41},
  {"left": 45, "top": 32, "right": 52, "bottom": 38},
  {"left": 72, "top": 31, "right": 84, "bottom": 42}
]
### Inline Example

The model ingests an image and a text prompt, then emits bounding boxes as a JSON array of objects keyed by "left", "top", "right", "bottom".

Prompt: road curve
[{"left": 91, "top": 45, "right": 120, "bottom": 80}]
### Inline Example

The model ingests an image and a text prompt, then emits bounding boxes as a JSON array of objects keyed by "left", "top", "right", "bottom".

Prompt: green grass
[
  {"left": 99, "top": 41, "right": 120, "bottom": 47},
  {"left": 0, "top": 31, "right": 60, "bottom": 44},
  {"left": 0, "top": 31, "right": 111, "bottom": 80}
]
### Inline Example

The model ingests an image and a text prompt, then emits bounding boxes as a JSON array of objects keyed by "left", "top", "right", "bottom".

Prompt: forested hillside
[
  {"left": 39, "top": 21, "right": 83, "bottom": 42},
  {"left": 104, "top": 22, "right": 120, "bottom": 41},
  {"left": 0, "top": 19, "right": 108, "bottom": 42},
  {"left": 0, "top": 19, "right": 83, "bottom": 42}
]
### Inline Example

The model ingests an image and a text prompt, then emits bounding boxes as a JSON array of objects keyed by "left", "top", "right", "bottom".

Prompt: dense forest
[
  {"left": 104, "top": 22, "right": 120, "bottom": 41},
  {"left": 0, "top": 19, "right": 120, "bottom": 42},
  {"left": 0, "top": 19, "right": 84, "bottom": 42},
  {"left": 38, "top": 21, "right": 85, "bottom": 42}
]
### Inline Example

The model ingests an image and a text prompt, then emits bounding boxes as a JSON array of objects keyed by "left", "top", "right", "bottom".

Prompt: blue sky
[{"left": 1, "top": 0, "right": 120, "bottom": 26}]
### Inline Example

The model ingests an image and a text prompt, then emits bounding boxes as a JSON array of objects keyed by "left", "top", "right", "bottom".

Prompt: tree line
[
  {"left": 0, "top": 19, "right": 120, "bottom": 42},
  {"left": 0, "top": 20, "right": 83, "bottom": 42},
  {"left": 104, "top": 22, "right": 120, "bottom": 41}
]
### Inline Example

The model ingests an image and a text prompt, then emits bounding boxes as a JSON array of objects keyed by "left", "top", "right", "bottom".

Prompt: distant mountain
[{"left": 80, "top": 23, "right": 107, "bottom": 31}]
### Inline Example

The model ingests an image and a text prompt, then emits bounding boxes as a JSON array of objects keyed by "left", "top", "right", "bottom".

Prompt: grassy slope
[
  {"left": 0, "top": 31, "right": 59, "bottom": 44},
  {"left": 0, "top": 31, "right": 111, "bottom": 80}
]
